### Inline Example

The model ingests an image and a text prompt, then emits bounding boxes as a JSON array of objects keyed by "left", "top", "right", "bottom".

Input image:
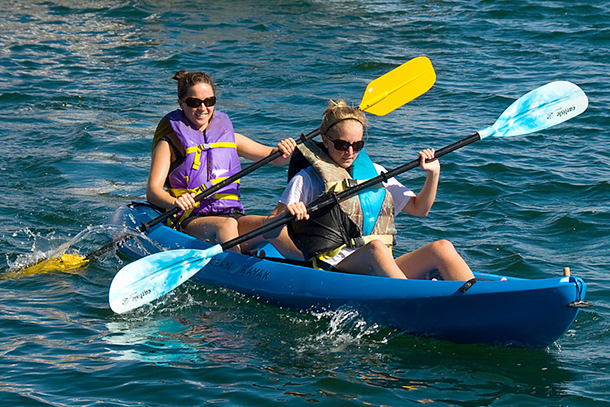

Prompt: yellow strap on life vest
[
  {"left": 166, "top": 187, "right": 241, "bottom": 227},
  {"left": 210, "top": 142, "right": 237, "bottom": 149},
  {"left": 168, "top": 187, "right": 199, "bottom": 199},
  {"left": 185, "top": 142, "right": 238, "bottom": 170},
  {"left": 168, "top": 177, "right": 240, "bottom": 198},
  {"left": 356, "top": 234, "right": 395, "bottom": 247},
  {"left": 210, "top": 176, "right": 241, "bottom": 186},
  {"left": 213, "top": 193, "right": 240, "bottom": 201},
  {"left": 168, "top": 187, "right": 240, "bottom": 202}
]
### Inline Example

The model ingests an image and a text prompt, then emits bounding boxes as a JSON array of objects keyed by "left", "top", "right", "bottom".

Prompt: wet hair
[
  {"left": 172, "top": 70, "right": 216, "bottom": 99},
  {"left": 320, "top": 100, "right": 368, "bottom": 138}
]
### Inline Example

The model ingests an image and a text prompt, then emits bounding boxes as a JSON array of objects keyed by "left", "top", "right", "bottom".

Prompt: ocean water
[{"left": 1, "top": 0, "right": 609, "bottom": 405}]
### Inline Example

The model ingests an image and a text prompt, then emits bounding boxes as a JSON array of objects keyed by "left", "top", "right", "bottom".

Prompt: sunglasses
[
  {"left": 183, "top": 96, "right": 216, "bottom": 108},
  {"left": 327, "top": 137, "right": 365, "bottom": 152}
]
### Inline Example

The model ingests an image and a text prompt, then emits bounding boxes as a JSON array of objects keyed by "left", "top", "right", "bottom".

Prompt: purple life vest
[{"left": 166, "top": 109, "right": 244, "bottom": 220}]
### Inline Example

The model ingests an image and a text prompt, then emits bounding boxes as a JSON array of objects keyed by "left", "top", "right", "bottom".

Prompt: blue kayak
[{"left": 108, "top": 201, "right": 590, "bottom": 348}]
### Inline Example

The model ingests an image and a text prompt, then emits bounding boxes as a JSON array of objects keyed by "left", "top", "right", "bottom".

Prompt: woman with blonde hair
[{"left": 265, "top": 100, "right": 474, "bottom": 280}]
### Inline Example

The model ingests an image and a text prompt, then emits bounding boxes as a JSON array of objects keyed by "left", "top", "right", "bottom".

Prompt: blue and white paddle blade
[
  {"left": 108, "top": 245, "right": 222, "bottom": 314},
  {"left": 478, "top": 81, "right": 588, "bottom": 139}
]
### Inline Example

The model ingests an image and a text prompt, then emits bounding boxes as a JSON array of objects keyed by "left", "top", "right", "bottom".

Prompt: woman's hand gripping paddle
[
  {"left": 15, "top": 56, "right": 436, "bottom": 278},
  {"left": 109, "top": 80, "right": 587, "bottom": 314}
]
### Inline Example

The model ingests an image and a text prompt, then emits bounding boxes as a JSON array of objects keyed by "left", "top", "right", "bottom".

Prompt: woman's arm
[
  {"left": 146, "top": 141, "right": 196, "bottom": 211},
  {"left": 262, "top": 171, "right": 312, "bottom": 239},
  {"left": 402, "top": 148, "right": 440, "bottom": 218},
  {"left": 235, "top": 133, "right": 296, "bottom": 165},
  {"left": 263, "top": 201, "right": 309, "bottom": 239}
]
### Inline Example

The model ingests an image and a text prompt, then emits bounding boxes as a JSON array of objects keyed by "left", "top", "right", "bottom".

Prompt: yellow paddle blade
[
  {"left": 2, "top": 252, "right": 89, "bottom": 279},
  {"left": 359, "top": 56, "right": 436, "bottom": 116}
]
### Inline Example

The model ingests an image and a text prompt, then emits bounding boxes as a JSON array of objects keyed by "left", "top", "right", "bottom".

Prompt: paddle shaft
[{"left": 218, "top": 132, "right": 483, "bottom": 252}]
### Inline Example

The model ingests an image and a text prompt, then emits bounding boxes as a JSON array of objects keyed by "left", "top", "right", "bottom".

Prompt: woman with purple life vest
[{"left": 147, "top": 70, "right": 298, "bottom": 254}]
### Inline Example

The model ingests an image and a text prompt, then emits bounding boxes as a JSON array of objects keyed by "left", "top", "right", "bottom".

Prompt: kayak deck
[{"left": 108, "top": 202, "right": 589, "bottom": 348}]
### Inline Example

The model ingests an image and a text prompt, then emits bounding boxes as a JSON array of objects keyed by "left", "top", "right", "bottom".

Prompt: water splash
[
  {"left": 2, "top": 224, "right": 161, "bottom": 279},
  {"left": 292, "top": 307, "right": 394, "bottom": 354}
]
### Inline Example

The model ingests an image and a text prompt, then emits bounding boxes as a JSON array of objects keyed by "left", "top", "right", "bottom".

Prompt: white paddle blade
[
  {"left": 478, "top": 81, "right": 588, "bottom": 139},
  {"left": 108, "top": 246, "right": 222, "bottom": 314}
]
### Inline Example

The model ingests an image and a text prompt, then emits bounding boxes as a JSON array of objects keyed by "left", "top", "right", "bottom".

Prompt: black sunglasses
[
  {"left": 327, "top": 137, "right": 365, "bottom": 152},
  {"left": 183, "top": 96, "right": 216, "bottom": 108}
]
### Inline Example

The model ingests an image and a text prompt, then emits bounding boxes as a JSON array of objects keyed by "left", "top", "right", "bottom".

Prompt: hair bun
[
  {"left": 320, "top": 99, "right": 367, "bottom": 136},
  {"left": 328, "top": 99, "right": 348, "bottom": 108},
  {"left": 172, "top": 70, "right": 189, "bottom": 81}
]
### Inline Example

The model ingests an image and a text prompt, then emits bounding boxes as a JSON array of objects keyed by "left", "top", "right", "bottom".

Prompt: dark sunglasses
[
  {"left": 183, "top": 96, "right": 216, "bottom": 108},
  {"left": 327, "top": 137, "right": 365, "bottom": 152}
]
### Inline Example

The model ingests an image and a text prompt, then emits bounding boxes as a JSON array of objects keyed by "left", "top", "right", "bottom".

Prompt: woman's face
[
  {"left": 178, "top": 82, "right": 215, "bottom": 129},
  {"left": 323, "top": 120, "right": 364, "bottom": 169}
]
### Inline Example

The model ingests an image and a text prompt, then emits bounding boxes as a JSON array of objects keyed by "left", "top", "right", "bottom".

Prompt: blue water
[{"left": 1, "top": 0, "right": 609, "bottom": 405}]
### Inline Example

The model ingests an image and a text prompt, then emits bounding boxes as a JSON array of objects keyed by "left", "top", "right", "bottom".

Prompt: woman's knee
[
  {"left": 220, "top": 217, "right": 239, "bottom": 233},
  {"left": 238, "top": 214, "right": 264, "bottom": 229},
  {"left": 365, "top": 240, "right": 393, "bottom": 258},
  {"left": 428, "top": 239, "right": 456, "bottom": 255},
  {"left": 366, "top": 239, "right": 387, "bottom": 250}
]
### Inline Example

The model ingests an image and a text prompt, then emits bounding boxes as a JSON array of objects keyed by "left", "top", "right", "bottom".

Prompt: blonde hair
[{"left": 320, "top": 100, "right": 367, "bottom": 138}]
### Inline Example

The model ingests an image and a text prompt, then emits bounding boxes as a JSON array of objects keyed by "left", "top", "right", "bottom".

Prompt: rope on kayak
[{"left": 569, "top": 276, "right": 593, "bottom": 308}]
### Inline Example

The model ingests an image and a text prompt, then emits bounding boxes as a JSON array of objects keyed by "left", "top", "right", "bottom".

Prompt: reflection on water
[
  {"left": 102, "top": 283, "right": 576, "bottom": 404},
  {"left": 103, "top": 286, "right": 392, "bottom": 368}
]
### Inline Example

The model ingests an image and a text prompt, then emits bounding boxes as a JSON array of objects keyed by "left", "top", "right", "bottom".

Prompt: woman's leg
[
  {"left": 334, "top": 239, "right": 473, "bottom": 281},
  {"left": 395, "top": 239, "right": 473, "bottom": 281},
  {"left": 334, "top": 240, "right": 407, "bottom": 279},
  {"left": 237, "top": 215, "right": 303, "bottom": 260},
  {"left": 184, "top": 216, "right": 241, "bottom": 252}
]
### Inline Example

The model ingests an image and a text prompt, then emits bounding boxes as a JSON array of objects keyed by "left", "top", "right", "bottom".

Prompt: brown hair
[
  {"left": 172, "top": 70, "right": 216, "bottom": 99},
  {"left": 320, "top": 100, "right": 367, "bottom": 138}
]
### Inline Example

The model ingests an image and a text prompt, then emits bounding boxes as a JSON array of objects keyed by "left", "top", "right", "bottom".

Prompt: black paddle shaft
[
  {"left": 140, "top": 127, "right": 322, "bottom": 232},
  {"left": 219, "top": 132, "right": 483, "bottom": 251}
]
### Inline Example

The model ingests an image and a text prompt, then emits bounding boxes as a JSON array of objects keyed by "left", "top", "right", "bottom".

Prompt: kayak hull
[{"left": 109, "top": 202, "right": 588, "bottom": 348}]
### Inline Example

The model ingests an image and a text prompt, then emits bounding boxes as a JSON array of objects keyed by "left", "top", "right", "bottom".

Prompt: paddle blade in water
[
  {"left": 108, "top": 246, "right": 222, "bottom": 313},
  {"left": 478, "top": 81, "right": 588, "bottom": 139},
  {"left": 2, "top": 252, "right": 89, "bottom": 279},
  {"left": 359, "top": 56, "right": 436, "bottom": 116}
]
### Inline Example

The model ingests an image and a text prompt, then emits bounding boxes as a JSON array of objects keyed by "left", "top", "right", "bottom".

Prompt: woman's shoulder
[
  {"left": 152, "top": 116, "right": 175, "bottom": 151},
  {"left": 294, "top": 166, "right": 319, "bottom": 182},
  {"left": 155, "top": 115, "right": 173, "bottom": 135},
  {"left": 285, "top": 167, "right": 321, "bottom": 194},
  {"left": 281, "top": 166, "right": 322, "bottom": 205}
]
